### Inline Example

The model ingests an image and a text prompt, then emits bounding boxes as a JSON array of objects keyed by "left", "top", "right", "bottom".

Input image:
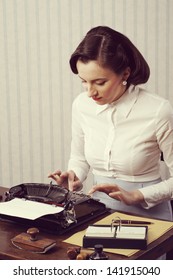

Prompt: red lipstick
[{"left": 92, "top": 96, "right": 102, "bottom": 101}]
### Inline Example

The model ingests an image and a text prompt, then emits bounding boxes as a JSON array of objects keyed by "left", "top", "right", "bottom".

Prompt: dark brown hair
[{"left": 69, "top": 26, "right": 150, "bottom": 85}]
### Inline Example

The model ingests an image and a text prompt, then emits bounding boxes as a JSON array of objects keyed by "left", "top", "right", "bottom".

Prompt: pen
[{"left": 112, "top": 220, "right": 153, "bottom": 225}]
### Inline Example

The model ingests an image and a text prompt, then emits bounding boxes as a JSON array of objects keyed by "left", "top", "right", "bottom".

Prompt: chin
[{"left": 95, "top": 99, "right": 107, "bottom": 105}]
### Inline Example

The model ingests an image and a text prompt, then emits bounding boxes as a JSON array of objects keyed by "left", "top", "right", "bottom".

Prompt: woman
[{"left": 49, "top": 26, "right": 173, "bottom": 221}]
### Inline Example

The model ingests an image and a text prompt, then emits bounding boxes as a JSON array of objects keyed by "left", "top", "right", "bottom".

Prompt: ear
[{"left": 122, "top": 67, "right": 131, "bottom": 81}]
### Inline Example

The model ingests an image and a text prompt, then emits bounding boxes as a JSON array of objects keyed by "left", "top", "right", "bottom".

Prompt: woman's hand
[
  {"left": 88, "top": 184, "right": 144, "bottom": 205},
  {"left": 48, "top": 170, "right": 83, "bottom": 191}
]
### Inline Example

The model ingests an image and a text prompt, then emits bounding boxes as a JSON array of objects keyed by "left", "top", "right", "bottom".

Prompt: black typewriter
[{"left": 1, "top": 182, "right": 108, "bottom": 234}]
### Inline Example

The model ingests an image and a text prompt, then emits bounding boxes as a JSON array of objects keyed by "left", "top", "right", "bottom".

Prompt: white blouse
[{"left": 68, "top": 85, "right": 173, "bottom": 208}]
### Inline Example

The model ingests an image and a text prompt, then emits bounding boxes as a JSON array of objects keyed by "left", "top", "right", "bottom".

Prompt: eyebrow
[{"left": 78, "top": 75, "right": 107, "bottom": 82}]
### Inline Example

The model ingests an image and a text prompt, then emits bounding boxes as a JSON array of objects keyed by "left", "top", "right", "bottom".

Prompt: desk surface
[{"left": 0, "top": 186, "right": 173, "bottom": 260}]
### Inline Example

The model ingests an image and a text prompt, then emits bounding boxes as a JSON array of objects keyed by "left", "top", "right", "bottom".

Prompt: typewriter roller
[{"left": 5, "top": 182, "right": 69, "bottom": 204}]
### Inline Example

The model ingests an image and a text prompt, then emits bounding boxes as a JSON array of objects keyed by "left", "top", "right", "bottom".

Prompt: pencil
[{"left": 113, "top": 220, "right": 153, "bottom": 225}]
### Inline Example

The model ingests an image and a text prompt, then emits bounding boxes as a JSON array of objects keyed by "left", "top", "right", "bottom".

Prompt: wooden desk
[{"left": 0, "top": 187, "right": 173, "bottom": 260}]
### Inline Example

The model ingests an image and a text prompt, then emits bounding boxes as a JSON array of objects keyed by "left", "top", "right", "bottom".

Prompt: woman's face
[{"left": 76, "top": 60, "right": 130, "bottom": 105}]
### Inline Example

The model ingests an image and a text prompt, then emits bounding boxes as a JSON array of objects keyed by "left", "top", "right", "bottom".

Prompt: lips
[{"left": 92, "top": 96, "right": 102, "bottom": 101}]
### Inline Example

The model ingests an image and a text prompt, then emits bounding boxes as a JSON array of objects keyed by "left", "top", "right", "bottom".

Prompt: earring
[{"left": 122, "top": 80, "right": 127, "bottom": 86}]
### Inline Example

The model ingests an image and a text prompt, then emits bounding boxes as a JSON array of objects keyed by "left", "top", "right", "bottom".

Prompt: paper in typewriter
[{"left": 0, "top": 198, "right": 64, "bottom": 220}]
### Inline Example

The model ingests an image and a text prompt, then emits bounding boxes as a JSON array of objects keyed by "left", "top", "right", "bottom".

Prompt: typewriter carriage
[{"left": 5, "top": 183, "right": 70, "bottom": 205}]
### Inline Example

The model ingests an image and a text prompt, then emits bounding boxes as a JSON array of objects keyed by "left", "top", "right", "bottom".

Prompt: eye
[{"left": 95, "top": 81, "right": 106, "bottom": 86}]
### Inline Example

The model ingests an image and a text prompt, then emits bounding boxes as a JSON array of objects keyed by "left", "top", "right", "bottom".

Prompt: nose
[{"left": 87, "top": 84, "right": 97, "bottom": 97}]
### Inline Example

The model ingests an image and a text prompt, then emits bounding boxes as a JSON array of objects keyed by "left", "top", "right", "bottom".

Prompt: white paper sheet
[
  {"left": 85, "top": 226, "right": 114, "bottom": 237},
  {"left": 116, "top": 226, "right": 146, "bottom": 239},
  {"left": 0, "top": 198, "right": 64, "bottom": 220}
]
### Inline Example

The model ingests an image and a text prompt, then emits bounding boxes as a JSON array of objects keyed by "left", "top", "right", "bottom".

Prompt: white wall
[{"left": 0, "top": 0, "right": 173, "bottom": 189}]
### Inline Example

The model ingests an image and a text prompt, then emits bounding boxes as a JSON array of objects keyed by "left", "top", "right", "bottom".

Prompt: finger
[
  {"left": 48, "top": 170, "right": 64, "bottom": 185},
  {"left": 68, "top": 171, "right": 76, "bottom": 191},
  {"left": 48, "top": 170, "right": 61, "bottom": 178},
  {"left": 49, "top": 175, "right": 61, "bottom": 184},
  {"left": 109, "top": 191, "right": 122, "bottom": 201},
  {"left": 88, "top": 185, "right": 98, "bottom": 195},
  {"left": 109, "top": 190, "right": 132, "bottom": 205},
  {"left": 60, "top": 171, "right": 69, "bottom": 179},
  {"left": 67, "top": 170, "right": 83, "bottom": 191},
  {"left": 71, "top": 180, "right": 83, "bottom": 192}
]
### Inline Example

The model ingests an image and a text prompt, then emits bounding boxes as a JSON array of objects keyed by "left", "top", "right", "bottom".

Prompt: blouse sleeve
[
  {"left": 140, "top": 100, "right": 173, "bottom": 208},
  {"left": 68, "top": 97, "right": 90, "bottom": 182}
]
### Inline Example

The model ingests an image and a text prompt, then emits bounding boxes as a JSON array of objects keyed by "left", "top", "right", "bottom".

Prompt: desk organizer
[{"left": 83, "top": 224, "right": 148, "bottom": 249}]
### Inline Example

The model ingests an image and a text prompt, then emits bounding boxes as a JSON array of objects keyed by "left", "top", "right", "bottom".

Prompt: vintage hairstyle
[{"left": 69, "top": 26, "right": 150, "bottom": 85}]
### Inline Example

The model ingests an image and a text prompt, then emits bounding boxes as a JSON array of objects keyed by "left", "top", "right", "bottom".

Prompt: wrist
[{"left": 131, "top": 189, "right": 145, "bottom": 205}]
